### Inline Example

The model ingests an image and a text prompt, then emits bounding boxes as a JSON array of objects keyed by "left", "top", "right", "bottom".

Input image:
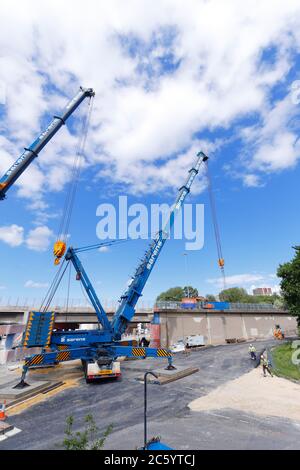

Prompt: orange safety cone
[{"left": 0, "top": 400, "right": 7, "bottom": 421}]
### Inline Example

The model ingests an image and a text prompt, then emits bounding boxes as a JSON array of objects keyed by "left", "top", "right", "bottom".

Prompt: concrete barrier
[{"left": 157, "top": 310, "right": 298, "bottom": 348}]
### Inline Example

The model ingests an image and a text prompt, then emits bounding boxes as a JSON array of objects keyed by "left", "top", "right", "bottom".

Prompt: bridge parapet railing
[{"left": 155, "top": 301, "right": 286, "bottom": 312}]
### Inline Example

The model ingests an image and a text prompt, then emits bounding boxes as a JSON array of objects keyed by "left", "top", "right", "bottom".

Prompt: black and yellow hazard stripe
[
  {"left": 23, "top": 311, "right": 34, "bottom": 347},
  {"left": 132, "top": 347, "right": 146, "bottom": 357},
  {"left": 25, "top": 354, "right": 44, "bottom": 367},
  {"left": 45, "top": 312, "right": 56, "bottom": 347},
  {"left": 156, "top": 348, "right": 172, "bottom": 357},
  {"left": 56, "top": 351, "right": 71, "bottom": 362}
]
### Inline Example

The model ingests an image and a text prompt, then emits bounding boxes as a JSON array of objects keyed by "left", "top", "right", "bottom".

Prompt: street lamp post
[{"left": 183, "top": 252, "right": 190, "bottom": 298}]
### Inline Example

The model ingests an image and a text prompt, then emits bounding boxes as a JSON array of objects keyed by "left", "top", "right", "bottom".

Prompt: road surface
[{"left": 1, "top": 339, "right": 299, "bottom": 450}]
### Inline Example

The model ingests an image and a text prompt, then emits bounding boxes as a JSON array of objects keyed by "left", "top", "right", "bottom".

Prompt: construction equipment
[
  {"left": 15, "top": 151, "right": 208, "bottom": 386},
  {"left": 0, "top": 87, "right": 95, "bottom": 200}
]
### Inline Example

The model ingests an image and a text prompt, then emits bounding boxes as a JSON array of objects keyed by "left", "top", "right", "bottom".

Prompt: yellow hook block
[{"left": 53, "top": 240, "right": 66, "bottom": 265}]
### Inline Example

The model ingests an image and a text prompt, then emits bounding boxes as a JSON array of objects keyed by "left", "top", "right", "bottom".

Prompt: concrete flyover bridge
[{"left": 0, "top": 304, "right": 153, "bottom": 327}]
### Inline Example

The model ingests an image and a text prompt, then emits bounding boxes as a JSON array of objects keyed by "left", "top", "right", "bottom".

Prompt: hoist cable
[
  {"left": 57, "top": 96, "right": 94, "bottom": 243},
  {"left": 43, "top": 261, "right": 70, "bottom": 312},
  {"left": 39, "top": 259, "right": 66, "bottom": 311},
  {"left": 40, "top": 259, "right": 70, "bottom": 312},
  {"left": 205, "top": 161, "right": 226, "bottom": 290}
]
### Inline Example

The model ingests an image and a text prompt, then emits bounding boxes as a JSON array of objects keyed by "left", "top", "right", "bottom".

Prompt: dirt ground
[{"left": 189, "top": 366, "right": 300, "bottom": 421}]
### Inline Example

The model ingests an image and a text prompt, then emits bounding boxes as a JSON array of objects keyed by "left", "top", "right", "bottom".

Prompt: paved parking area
[{"left": 1, "top": 339, "right": 300, "bottom": 450}]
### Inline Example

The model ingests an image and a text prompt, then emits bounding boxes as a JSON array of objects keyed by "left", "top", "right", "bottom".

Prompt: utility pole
[{"left": 183, "top": 252, "right": 190, "bottom": 298}]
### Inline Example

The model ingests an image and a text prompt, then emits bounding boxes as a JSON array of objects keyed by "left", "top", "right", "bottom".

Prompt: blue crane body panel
[{"left": 23, "top": 311, "right": 55, "bottom": 348}]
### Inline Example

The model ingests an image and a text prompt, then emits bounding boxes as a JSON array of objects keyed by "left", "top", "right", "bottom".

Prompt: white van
[{"left": 185, "top": 335, "right": 205, "bottom": 348}]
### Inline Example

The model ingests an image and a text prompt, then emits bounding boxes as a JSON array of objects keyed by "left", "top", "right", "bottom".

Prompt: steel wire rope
[
  {"left": 205, "top": 161, "right": 226, "bottom": 289},
  {"left": 57, "top": 96, "right": 94, "bottom": 243}
]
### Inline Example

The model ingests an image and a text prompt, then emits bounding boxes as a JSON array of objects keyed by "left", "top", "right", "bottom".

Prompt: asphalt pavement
[{"left": 1, "top": 339, "right": 299, "bottom": 450}]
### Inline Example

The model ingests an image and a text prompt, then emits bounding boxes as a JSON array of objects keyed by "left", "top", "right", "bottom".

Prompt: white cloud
[
  {"left": 243, "top": 174, "right": 261, "bottom": 188},
  {"left": 206, "top": 273, "right": 281, "bottom": 294},
  {"left": 242, "top": 95, "right": 300, "bottom": 174},
  {"left": 0, "top": 0, "right": 300, "bottom": 202},
  {"left": 0, "top": 224, "right": 24, "bottom": 247},
  {"left": 25, "top": 225, "right": 53, "bottom": 252},
  {"left": 207, "top": 273, "right": 266, "bottom": 288},
  {"left": 24, "top": 280, "right": 49, "bottom": 289},
  {"left": 98, "top": 246, "right": 110, "bottom": 253},
  {"left": 0, "top": 223, "right": 54, "bottom": 252}
]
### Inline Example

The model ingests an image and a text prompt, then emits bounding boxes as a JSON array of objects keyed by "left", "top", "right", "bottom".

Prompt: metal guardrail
[
  {"left": 0, "top": 298, "right": 285, "bottom": 313},
  {"left": 155, "top": 301, "right": 286, "bottom": 312},
  {"left": 229, "top": 302, "right": 284, "bottom": 312},
  {"left": 0, "top": 297, "right": 154, "bottom": 312}
]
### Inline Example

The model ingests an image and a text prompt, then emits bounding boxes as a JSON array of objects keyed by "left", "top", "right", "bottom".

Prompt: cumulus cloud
[
  {"left": 25, "top": 225, "right": 53, "bottom": 251},
  {"left": 0, "top": 224, "right": 24, "bottom": 247},
  {"left": 0, "top": 223, "right": 54, "bottom": 252},
  {"left": 0, "top": 0, "right": 300, "bottom": 203},
  {"left": 241, "top": 94, "right": 300, "bottom": 174},
  {"left": 243, "top": 174, "right": 262, "bottom": 188},
  {"left": 98, "top": 246, "right": 110, "bottom": 253},
  {"left": 206, "top": 272, "right": 280, "bottom": 292},
  {"left": 24, "top": 280, "right": 49, "bottom": 289}
]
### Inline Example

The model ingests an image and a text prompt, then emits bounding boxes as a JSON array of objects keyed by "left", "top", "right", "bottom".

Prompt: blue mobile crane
[
  {"left": 15, "top": 151, "right": 208, "bottom": 387},
  {"left": 0, "top": 87, "right": 95, "bottom": 200}
]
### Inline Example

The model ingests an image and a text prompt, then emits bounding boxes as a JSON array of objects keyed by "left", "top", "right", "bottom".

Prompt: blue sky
[{"left": 0, "top": 0, "right": 300, "bottom": 308}]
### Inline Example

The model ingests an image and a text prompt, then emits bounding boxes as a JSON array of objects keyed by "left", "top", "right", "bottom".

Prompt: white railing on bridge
[
  {"left": 155, "top": 301, "right": 285, "bottom": 312},
  {"left": 0, "top": 297, "right": 154, "bottom": 312}
]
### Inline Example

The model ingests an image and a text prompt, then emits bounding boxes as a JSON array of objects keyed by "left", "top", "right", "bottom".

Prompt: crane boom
[
  {"left": 16, "top": 151, "right": 208, "bottom": 386},
  {"left": 65, "top": 247, "right": 112, "bottom": 332},
  {"left": 111, "top": 151, "right": 208, "bottom": 339},
  {"left": 0, "top": 87, "right": 95, "bottom": 200}
]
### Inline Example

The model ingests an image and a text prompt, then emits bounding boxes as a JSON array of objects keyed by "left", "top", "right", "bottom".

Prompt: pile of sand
[{"left": 189, "top": 368, "right": 300, "bottom": 421}]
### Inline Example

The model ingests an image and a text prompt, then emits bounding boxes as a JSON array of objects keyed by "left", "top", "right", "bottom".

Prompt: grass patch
[{"left": 272, "top": 342, "right": 300, "bottom": 381}]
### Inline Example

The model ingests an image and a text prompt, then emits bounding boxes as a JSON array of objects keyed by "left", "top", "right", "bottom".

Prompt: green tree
[
  {"left": 219, "top": 287, "right": 248, "bottom": 303},
  {"left": 156, "top": 287, "right": 184, "bottom": 301},
  {"left": 63, "top": 414, "right": 113, "bottom": 450},
  {"left": 183, "top": 286, "right": 199, "bottom": 298},
  {"left": 277, "top": 246, "right": 300, "bottom": 325},
  {"left": 206, "top": 294, "right": 216, "bottom": 301},
  {"left": 156, "top": 286, "right": 199, "bottom": 301}
]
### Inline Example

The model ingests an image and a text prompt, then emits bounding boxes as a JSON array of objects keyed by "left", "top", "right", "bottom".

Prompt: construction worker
[
  {"left": 249, "top": 344, "right": 256, "bottom": 360},
  {"left": 260, "top": 354, "right": 273, "bottom": 377}
]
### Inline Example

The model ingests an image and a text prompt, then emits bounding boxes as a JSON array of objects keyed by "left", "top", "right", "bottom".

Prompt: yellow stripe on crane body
[
  {"left": 27, "top": 354, "right": 44, "bottom": 366},
  {"left": 56, "top": 351, "right": 71, "bottom": 362},
  {"left": 157, "top": 348, "right": 172, "bottom": 357},
  {"left": 132, "top": 348, "right": 146, "bottom": 357}
]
